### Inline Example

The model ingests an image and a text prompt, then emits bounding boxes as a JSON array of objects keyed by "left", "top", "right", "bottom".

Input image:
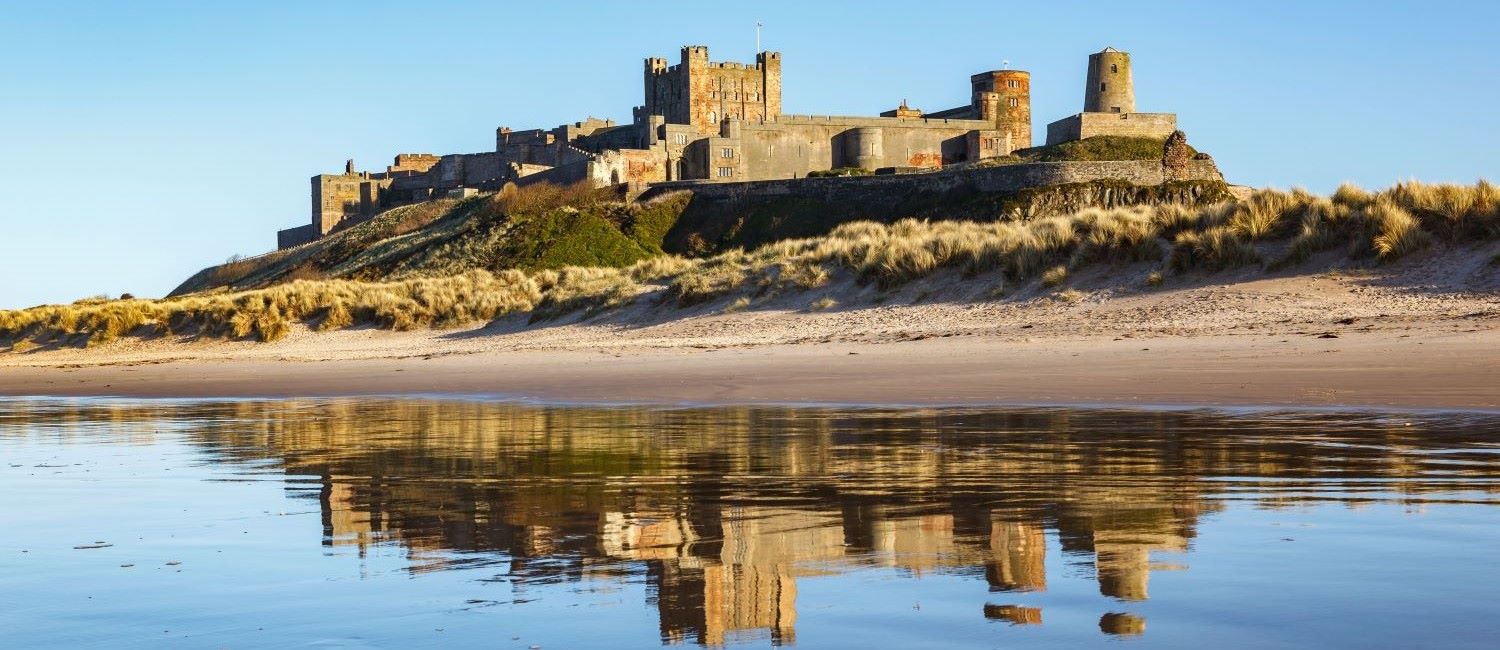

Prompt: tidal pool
[{"left": 1, "top": 399, "right": 1497, "bottom": 648}]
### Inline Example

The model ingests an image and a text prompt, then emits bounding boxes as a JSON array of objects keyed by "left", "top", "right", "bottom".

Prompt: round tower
[
  {"left": 1084, "top": 47, "right": 1134, "bottom": 113},
  {"left": 970, "top": 69, "right": 1032, "bottom": 151},
  {"left": 845, "top": 127, "right": 884, "bottom": 170}
]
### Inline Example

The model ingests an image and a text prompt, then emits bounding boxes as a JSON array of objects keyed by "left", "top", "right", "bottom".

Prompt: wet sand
[{"left": 1, "top": 331, "right": 1495, "bottom": 410}]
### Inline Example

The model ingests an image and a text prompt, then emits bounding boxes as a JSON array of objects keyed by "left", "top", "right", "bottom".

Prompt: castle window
[
  {"left": 717, "top": 167, "right": 733, "bottom": 177},
  {"left": 708, "top": 111, "right": 717, "bottom": 123},
  {"left": 1007, "top": 79, "right": 1017, "bottom": 89},
  {"left": 1008, "top": 97, "right": 1019, "bottom": 107},
  {"left": 1100, "top": 82, "right": 1107, "bottom": 92},
  {"left": 721, "top": 147, "right": 733, "bottom": 158},
  {"left": 674, "top": 134, "right": 687, "bottom": 145},
  {"left": 1111, "top": 64, "right": 1118, "bottom": 73}
]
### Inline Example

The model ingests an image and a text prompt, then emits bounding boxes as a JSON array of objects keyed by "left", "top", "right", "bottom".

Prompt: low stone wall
[
  {"left": 639, "top": 159, "right": 1222, "bottom": 205},
  {"left": 276, "top": 224, "right": 316, "bottom": 250},
  {"left": 1045, "top": 113, "right": 1178, "bottom": 146}
]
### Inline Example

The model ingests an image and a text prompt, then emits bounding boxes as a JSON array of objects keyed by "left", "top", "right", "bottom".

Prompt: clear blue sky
[{"left": 1, "top": 1, "right": 1495, "bottom": 308}]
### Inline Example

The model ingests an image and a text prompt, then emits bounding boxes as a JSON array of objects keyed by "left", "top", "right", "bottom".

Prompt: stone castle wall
[
  {"left": 641, "top": 159, "right": 1222, "bottom": 205},
  {"left": 727, "top": 115, "right": 993, "bottom": 180},
  {"left": 1045, "top": 112, "right": 1177, "bottom": 146}
]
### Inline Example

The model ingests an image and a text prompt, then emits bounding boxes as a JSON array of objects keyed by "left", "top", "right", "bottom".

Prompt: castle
[{"left": 277, "top": 47, "right": 1179, "bottom": 249}]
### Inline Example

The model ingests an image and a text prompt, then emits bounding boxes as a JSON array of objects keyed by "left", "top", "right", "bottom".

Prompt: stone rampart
[
  {"left": 1045, "top": 113, "right": 1178, "bottom": 146},
  {"left": 276, "top": 224, "right": 316, "bottom": 249},
  {"left": 640, "top": 159, "right": 1222, "bottom": 205}
]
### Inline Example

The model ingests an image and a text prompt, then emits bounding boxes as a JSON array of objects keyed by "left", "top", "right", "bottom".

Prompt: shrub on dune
[
  {"left": 1169, "top": 226, "right": 1260, "bottom": 272},
  {"left": 1365, "top": 199, "right": 1432, "bottom": 260}
]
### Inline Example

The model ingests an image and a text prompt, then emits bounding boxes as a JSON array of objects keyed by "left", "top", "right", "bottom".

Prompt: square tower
[{"left": 642, "top": 46, "right": 782, "bottom": 134}]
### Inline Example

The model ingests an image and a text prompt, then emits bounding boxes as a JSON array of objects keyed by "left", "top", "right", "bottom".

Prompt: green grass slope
[{"left": 172, "top": 185, "right": 692, "bottom": 295}]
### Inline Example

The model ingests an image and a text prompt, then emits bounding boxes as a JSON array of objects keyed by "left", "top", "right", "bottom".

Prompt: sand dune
[{"left": 3, "top": 243, "right": 1496, "bottom": 410}]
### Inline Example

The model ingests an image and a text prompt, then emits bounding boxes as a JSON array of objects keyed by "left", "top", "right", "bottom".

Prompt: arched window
[
  {"left": 1110, "top": 64, "right": 1118, "bottom": 73},
  {"left": 708, "top": 111, "right": 717, "bottom": 124}
]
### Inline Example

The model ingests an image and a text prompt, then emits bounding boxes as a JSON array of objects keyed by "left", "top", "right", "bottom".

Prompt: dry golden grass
[
  {"left": 1040, "top": 265, "right": 1069, "bottom": 288},
  {"left": 3, "top": 181, "right": 1493, "bottom": 349},
  {"left": 1366, "top": 199, "right": 1432, "bottom": 260},
  {"left": 810, "top": 297, "right": 839, "bottom": 311}
]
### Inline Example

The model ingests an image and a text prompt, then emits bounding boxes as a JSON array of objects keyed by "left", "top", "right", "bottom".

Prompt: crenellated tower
[{"left": 642, "top": 46, "right": 781, "bottom": 134}]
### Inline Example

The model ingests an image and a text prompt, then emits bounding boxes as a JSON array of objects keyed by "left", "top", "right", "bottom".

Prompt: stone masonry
[{"left": 277, "top": 45, "right": 1192, "bottom": 249}]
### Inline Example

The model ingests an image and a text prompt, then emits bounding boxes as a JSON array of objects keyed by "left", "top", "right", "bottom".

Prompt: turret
[
  {"left": 1084, "top": 47, "right": 1134, "bottom": 113},
  {"left": 756, "top": 51, "right": 782, "bottom": 118},
  {"left": 970, "top": 69, "right": 1032, "bottom": 151},
  {"left": 681, "top": 45, "right": 710, "bottom": 66}
]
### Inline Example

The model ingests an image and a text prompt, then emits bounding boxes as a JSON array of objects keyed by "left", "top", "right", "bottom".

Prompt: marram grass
[{"left": 2, "top": 181, "right": 1495, "bottom": 349}]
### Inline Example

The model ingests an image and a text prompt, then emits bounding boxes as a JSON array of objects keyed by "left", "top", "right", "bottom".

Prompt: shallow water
[{"left": 1, "top": 399, "right": 1497, "bottom": 648}]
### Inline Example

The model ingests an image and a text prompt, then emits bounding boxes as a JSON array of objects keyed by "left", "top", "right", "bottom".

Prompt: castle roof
[{"left": 1100, "top": 46, "right": 1123, "bottom": 53}]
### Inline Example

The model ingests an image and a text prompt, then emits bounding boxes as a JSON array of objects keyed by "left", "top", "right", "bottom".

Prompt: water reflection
[{"left": 4, "top": 399, "right": 1498, "bottom": 647}]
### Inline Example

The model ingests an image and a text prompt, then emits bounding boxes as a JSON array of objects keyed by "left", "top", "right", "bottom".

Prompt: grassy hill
[
  {"left": 173, "top": 135, "right": 1220, "bottom": 296},
  {"left": 172, "top": 184, "right": 690, "bottom": 295}
]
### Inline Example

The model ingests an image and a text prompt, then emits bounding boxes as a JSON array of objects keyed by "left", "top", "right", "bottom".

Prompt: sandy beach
[{"left": 4, "top": 248, "right": 1497, "bottom": 410}]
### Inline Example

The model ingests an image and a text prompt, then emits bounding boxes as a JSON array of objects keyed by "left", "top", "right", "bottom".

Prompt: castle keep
[{"left": 278, "top": 47, "right": 1178, "bottom": 249}]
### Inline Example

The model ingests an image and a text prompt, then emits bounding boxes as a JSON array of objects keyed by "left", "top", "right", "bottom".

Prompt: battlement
[
  {"left": 649, "top": 48, "right": 781, "bottom": 77},
  {"left": 764, "top": 114, "right": 991, "bottom": 128}
]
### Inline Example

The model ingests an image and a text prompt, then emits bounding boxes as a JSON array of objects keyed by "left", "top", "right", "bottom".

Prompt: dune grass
[{"left": 3, "top": 181, "right": 1495, "bottom": 350}]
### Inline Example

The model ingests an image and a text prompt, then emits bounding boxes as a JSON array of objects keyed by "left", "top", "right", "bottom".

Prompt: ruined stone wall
[
  {"left": 1162, "top": 131, "right": 1194, "bottom": 181},
  {"left": 1045, "top": 112, "right": 1177, "bottom": 146}
]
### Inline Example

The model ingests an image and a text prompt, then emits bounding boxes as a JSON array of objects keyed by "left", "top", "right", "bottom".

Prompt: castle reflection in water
[{"left": 16, "top": 399, "right": 1496, "bottom": 646}]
